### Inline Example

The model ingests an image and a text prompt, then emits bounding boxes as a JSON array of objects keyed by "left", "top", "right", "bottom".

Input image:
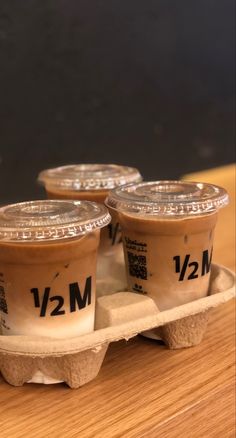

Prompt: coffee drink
[
  {"left": 0, "top": 200, "right": 110, "bottom": 337},
  {"left": 38, "top": 164, "right": 142, "bottom": 294},
  {"left": 106, "top": 181, "right": 229, "bottom": 310}
]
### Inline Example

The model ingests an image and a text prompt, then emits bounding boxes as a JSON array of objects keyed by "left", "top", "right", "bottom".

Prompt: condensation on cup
[
  {"left": 106, "top": 181, "right": 229, "bottom": 312},
  {"left": 0, "top": 199, "right": 110, "bottom": 338},
  {"left": 38, "top": 164, "right": 142, "bottom": 295}
]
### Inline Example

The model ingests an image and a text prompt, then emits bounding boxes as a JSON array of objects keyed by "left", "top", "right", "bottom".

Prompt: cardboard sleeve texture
[{"left": 0, "top": 263, "right": 235, "bottom": 388}]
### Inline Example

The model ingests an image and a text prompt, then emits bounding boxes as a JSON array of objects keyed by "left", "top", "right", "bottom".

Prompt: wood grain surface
[{"left": 0, "top": 165, "right": 235, "bottom": 438}]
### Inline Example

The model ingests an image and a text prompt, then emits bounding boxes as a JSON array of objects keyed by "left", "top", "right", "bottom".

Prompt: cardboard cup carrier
[{"left": 0, "top": 264, "right": 235, "bottom": 387}]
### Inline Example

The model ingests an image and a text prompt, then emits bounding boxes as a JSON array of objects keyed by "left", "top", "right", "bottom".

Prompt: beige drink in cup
[
  {"left": 38, "top": 164, "right": 142, "bottom": 295},
  {"left": 106, "top": 181, "right": 229, "bottom": 311},
  {"left": 0, "top": 200, "right": 110, "bottom": 338}
]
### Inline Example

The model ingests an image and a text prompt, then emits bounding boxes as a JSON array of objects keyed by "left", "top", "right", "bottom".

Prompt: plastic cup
[
  {"left": 0, "top": 199, "right": 110, "bottom": 338},
  {"left": 38, "top": 164, "right": 142, "bottom": 294},
  {"left": 106, "top": 181, "right": 229, "bottom": 310}
]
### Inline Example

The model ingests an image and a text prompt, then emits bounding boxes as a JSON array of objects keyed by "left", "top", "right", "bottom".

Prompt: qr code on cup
[{"left": 127, "top": 251, "right": 147, "bottom": 280}]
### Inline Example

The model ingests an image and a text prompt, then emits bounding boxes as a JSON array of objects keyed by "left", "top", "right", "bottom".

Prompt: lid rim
[
  {"left": 38, "top": 164, "right": 142, "bottom": 191},
  {"left": 105, "top": 180, "right": 229, "bottom": 217},
  {"left": 0, "top": 200, "right": 111, "bottom": 243}
]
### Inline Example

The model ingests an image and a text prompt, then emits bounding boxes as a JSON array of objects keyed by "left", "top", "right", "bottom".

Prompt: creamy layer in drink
[
  {"left": 38, "top": 164, "right": 142, "bottom": 294},
  {"left": 106, "top": 181, "right": 229, "bottom": 310},
  {"left": 0, "top": 200, "right": 110, "bottom": 337}
]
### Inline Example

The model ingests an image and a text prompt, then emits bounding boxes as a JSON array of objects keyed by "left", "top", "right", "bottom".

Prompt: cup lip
[
  {"left": 38, "top": 163, "right": 142, "bottom": 192},
  {"left": 0, "top": 199, "right": 111, "bottom": 243},
  {"left": 105, "top": 180, "right": 229, "bottom": 217}
]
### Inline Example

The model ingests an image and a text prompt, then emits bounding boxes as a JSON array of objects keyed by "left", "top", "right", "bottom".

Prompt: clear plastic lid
[
  {"left": 38, "top": 164, "right": 142, "bottom": 191},
  {"left": 105, "top": 181, "right": 229, "bottom": 217},
  {"left": 0, "top": 200, "right": 111, "bottom": 242}
]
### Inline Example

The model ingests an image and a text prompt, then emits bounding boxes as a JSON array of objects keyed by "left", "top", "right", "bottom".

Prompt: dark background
[{"left": 0, "top": 0, "right": 235, "bottom": 204}]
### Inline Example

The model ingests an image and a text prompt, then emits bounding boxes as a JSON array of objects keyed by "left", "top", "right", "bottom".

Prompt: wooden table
[{"left": 0, "top": 165, "right": 235, "bottom": 438}]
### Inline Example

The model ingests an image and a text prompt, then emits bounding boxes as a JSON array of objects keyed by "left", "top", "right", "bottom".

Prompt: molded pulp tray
[{"left": 0, "top": 264, "right": 235, "bottom": 388}]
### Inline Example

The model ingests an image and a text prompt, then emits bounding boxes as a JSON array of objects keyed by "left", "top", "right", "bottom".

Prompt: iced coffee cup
[
  {"left": 0, "top": 199, "right": 110, "bottom": 338},
  {"left": 38, "top": 164, "right": 142, "bottom": 295},
  {"left": 106, "top": 181, "right": 229, "bottom": 311}
]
